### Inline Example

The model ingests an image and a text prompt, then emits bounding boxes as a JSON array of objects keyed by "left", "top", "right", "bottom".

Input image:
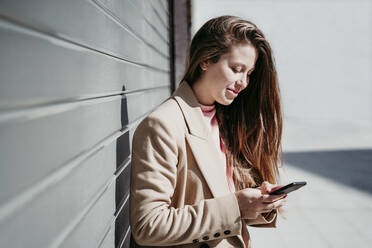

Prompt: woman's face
[{"left": 194, "top": 43, "right": 257, "bottom": 105}]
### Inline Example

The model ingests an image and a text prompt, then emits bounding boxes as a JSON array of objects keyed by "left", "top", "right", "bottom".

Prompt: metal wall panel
[
  {"left": 0, "top": 19, "right": 169, "bottom": 109},
  {"left": 94, "top": 0, "right": 169, "bottom": 58},
  {"left": 0, "top": 97, "right": 121, "bottom": 205},
  {"left": 0, "top": 0, "right": 169, "bottom": 69},
  {"left": 0, "top": 142, "right": 116, "bottom": 247},
  {"left": 0, "top": 0, "right": 171, "bottom": 247},
  {"left": 59, "top": 184, "right": 116, "bottom": 248},
  {"left": 100, "top": 225, "right": 116, "bottom": 248}
]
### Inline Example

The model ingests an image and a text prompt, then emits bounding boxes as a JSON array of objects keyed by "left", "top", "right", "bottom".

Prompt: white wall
[{"left": 192, "top": 0, "right": 372, "bottom": 151}]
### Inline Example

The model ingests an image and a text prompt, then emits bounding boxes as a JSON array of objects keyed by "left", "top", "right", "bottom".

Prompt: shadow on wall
[
  {"left": 283, "top": 149, "right": 372, "bottom": 195},
  {"left": 116, "top": 85, "right": 131, "bottom": 247}
]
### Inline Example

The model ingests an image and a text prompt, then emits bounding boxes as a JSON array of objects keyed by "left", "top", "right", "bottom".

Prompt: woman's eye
[{"left": 232, "top": 67, "right": 241, "bottom": 73}]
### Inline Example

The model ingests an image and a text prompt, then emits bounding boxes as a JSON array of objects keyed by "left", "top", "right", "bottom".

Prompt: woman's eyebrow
[{"left": 232, "top": 62, "right": 255, "bottom": 72}]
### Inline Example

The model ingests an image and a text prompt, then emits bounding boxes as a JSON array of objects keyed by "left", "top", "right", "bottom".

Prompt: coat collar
[
  {"left": 172, "top": 81, "right": 231, "bottom": 198},
  {"left": 172, "top": 81, "right": 209, "bottom": 139}
]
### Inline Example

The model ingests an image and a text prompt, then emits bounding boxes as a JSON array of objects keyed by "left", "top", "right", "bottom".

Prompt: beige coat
[{"left": 130, "top": 81, "right": 276, "bottom": 248}]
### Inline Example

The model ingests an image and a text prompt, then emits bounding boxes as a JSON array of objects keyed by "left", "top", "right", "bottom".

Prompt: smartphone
[{"left": 269, "top": 181, "right": 307, "bottom": 195}]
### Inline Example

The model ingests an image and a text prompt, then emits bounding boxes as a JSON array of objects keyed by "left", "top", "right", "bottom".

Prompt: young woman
[{"left": 130, "top": 15, "right": 287, "bottom": 248}]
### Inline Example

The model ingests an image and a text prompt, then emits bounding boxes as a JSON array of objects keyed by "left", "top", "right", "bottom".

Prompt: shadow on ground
[{"left": 284, "top": 149, "right": 372, "bottom": 195}]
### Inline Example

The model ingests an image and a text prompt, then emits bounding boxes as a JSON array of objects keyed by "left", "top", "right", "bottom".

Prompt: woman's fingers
[
  {"left": 260, "top": 181, "right": 284, "bottom": 194},
  {"left": 260, "top": 181, "right": 270, "bottom": 194},
  {"left": 235, "top": 187, "right": 288, "bottom": 219},
  {"left": 261, "top": 193, "right": 287, "bottom": 203},
  {"left": 260, "top": 197, "right": 287, "bottom": 212},
  {"left": 269, "top": 185, "right": 282, "bottom": 193}
]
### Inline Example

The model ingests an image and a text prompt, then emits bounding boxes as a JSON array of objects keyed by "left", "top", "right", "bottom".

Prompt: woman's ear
[{"left": 200, "top": 60, "right": 209, "bottom": 71}]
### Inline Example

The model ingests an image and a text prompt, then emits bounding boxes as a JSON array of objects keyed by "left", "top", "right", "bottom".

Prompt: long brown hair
[{"left": 183, "top": 16, "right": 282, "bottom": 190}]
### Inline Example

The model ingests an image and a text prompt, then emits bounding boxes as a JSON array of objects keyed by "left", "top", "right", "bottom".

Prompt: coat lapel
[
  {"left": 172, "top": 81, "right": 230, "bottom": 198},
  {"left": 173, "top": 81, "right": 246, "bottom": 248}
]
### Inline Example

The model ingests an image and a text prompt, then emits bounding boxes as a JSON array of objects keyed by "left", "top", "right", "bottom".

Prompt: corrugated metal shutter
[{"left": 0, "top": 0, "right": 171, "bottom": 247}]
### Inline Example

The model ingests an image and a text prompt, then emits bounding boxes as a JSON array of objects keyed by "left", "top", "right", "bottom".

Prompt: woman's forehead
[{"left": 226, "top": 44, "right": 257, "bottom": 68}]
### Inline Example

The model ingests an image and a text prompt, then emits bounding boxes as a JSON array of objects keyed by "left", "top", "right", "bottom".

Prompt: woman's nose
[{"left": 237, "top": 75, "right": 248, "bottom": 88}]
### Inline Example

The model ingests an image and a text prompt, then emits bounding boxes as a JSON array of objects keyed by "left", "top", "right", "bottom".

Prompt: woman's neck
[{"left": 191, "top": 78, "right": 215, "bottom": 105}]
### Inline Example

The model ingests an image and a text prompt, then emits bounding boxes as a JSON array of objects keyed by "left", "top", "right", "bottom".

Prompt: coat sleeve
[
  {"left": 130, "top": 116, "right": 242, "bottom": 246},
  {"left": 245, "top": 210, "right": 277, "bottom": 227}
]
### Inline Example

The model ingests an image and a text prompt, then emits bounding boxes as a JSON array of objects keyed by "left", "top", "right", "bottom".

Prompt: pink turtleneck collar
[{"left": 199, "top": 103, "right": 215, "bottom": 112}]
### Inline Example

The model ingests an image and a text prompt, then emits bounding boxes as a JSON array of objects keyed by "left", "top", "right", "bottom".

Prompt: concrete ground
[
  {"left": 250, "top": 164, "right": 372, "bottom": 248},
  {"left": 249, "top": 119, "right": 372, "bottom": 248}
]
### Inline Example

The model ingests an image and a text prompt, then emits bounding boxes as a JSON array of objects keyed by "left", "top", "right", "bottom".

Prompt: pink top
[{"left": 199, "top": 103, "right": 249, "bottom": 247}]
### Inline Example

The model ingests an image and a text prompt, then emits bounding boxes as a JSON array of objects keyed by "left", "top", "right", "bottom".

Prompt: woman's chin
[{"left": 216, "top": 98, "right": 234, "bottom": 106}]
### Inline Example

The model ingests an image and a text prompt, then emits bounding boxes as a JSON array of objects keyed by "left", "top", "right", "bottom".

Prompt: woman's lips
[{"left": 227, "top": 88, "right": 239, "bottom": 96}]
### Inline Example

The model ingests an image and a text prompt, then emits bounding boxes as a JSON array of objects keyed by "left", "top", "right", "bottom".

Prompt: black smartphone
[{"left": 269, "top": 181, "right": 307, "bottom": 195}]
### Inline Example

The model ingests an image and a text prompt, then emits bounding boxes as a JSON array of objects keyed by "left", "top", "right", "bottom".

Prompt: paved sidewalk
[
  {"left": 248, "top": 117, "right": 372, "bottom": 247},
  {"left": 249, "top": 163, "right": 372, "bottom": 248}
]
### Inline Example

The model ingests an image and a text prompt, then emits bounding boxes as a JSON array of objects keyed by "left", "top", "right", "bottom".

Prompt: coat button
[
  {"left": 202, "top": 236, "right": 209, "bottom": 241},
  {"left": 224, "top": 230, "right": 231, "bottom": 235},
  {"left": 213, "top": 232, "right": 221, "bottom": 238},
  {"left": 193, "top": 239, "right": 199, "bottom": 243},
  {"left": 200, "top": 243, "right": 210, "bottom": 248}
]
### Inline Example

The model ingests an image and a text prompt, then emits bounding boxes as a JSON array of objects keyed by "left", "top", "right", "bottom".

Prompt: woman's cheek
[{"left": 224, "top": 70, "right": 236, "bottom": 82}]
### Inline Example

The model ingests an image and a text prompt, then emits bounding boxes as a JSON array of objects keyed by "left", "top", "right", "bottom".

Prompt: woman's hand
[
  {"left": 260, "top": 181, "right": 283, "bottom": 195},
  {"left": 234, "top": 181, "right": 287, "bottom": 219}
]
